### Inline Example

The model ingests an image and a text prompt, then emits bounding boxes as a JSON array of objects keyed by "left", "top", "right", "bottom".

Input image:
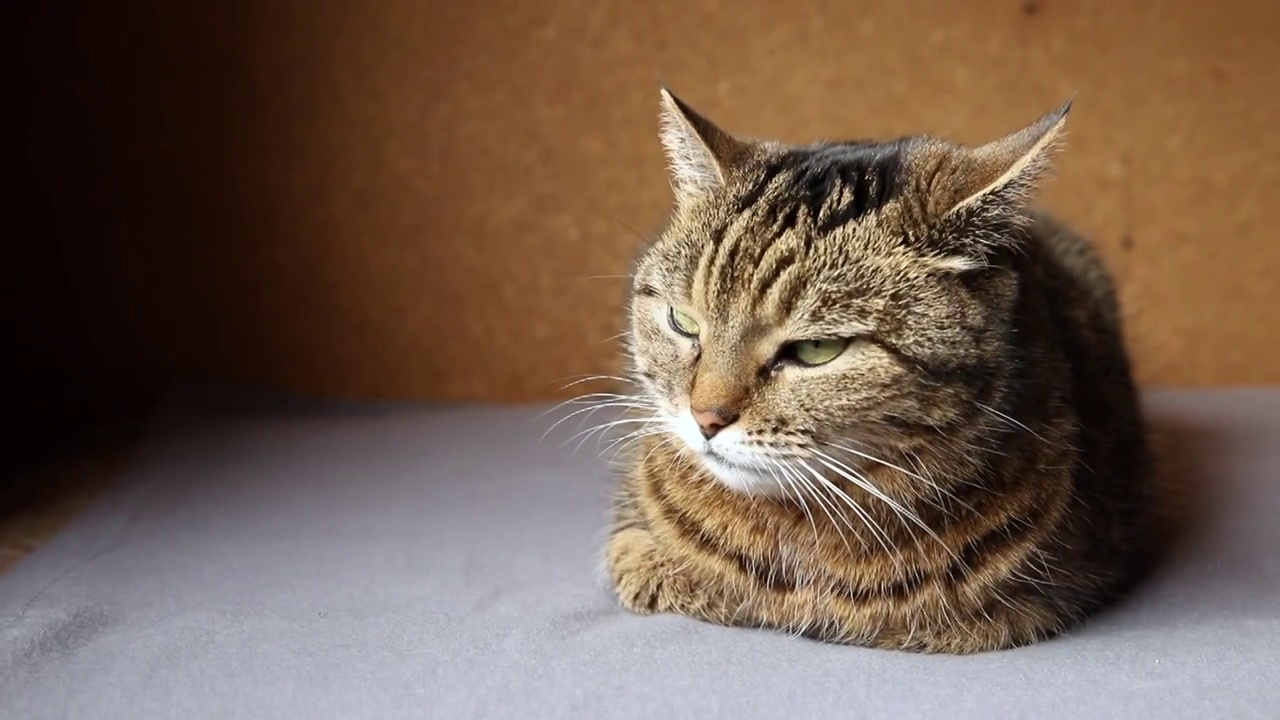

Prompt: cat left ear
[
  {"left": 658, "top": 86, "right": 748, "bottom": 204},
  {"left": 935, "top": 100, "right": 1072, "bottom": 219}
]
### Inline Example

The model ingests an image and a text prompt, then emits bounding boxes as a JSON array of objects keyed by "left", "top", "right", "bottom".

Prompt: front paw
[{"left": 605, "top": 528, "right": 687, "bottom": 615}]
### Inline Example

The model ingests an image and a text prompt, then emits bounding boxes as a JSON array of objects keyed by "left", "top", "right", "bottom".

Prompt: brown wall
[{"left": 11, "top": 1, "right": 1279, "bottom": 449}]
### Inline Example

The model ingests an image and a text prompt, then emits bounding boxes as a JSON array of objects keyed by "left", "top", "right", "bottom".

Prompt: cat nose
[{"left": 691, "top": 407, "right": 739, "bottom": 439}]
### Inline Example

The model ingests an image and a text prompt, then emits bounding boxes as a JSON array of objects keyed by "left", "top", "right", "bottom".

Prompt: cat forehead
[
  {"left": 647, "top": 152, "right": 925, "bottom": 288},
  {"left": 687, "top": 141, "right": 922, "bottom": 245}
]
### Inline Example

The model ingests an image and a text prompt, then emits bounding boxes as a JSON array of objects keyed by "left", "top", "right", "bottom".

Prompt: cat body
[{"left": 602, "top": 88, "right": 1156, "bottom": 654}]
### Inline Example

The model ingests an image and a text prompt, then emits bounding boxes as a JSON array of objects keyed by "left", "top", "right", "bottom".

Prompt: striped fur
[{"left": 604, "top": 89, "right": 1156, "bottom": 653}]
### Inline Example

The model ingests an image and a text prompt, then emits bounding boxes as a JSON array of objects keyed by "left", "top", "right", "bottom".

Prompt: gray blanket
[{"left": 2, "top": 385, "right": 1277, "bottom": 719}]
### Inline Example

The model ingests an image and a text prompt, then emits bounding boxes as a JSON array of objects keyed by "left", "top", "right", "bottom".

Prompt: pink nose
[{"left": 691, "top": 408, "right": 738, "bottom": 439}]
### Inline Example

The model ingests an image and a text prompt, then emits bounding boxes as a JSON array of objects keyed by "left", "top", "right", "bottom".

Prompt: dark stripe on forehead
[
  {"left": 732, "top": 142, "right": 905, "bottom": 224},
  {"left": 771, "top": 203, "right": 803, "bottom": 236},
  {"left": 700, "top": 141, "right": 905, "bottom": 311},
  {"left": 749, "top": 243, "right": 799, "bottom": 302},
  {"left": 695, "top": 217, "right": 734, "bottom": 298},
  {"left": 707, "top": 226, "right": 803, "bottom": 314},
  {"left": 711, "top": 232, "right": 748, "bottom": 299},
  {"left": 703, "top": 215, "right": 732, "bottom": 257},
  {"left": 814, "top": 143, "right": 903, "bottom": 232},
  {"left": 735, "top": 161, "right": 788, "bottom": 214},
  {"left": 771, "top": 141, "right": 906, "bottom": 235},
  {"left": 700, "top": 161, "right": 795, "bottom": 303}
]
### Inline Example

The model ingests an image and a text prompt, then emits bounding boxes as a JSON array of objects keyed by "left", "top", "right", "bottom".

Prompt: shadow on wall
[{"left": 11, "top": 3, "right": 341, "bottom": 469}]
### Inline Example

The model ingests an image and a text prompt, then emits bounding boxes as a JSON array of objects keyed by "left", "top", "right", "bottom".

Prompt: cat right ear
[{"left": 658, "top": 86, "right": 747, "bottom": 203}]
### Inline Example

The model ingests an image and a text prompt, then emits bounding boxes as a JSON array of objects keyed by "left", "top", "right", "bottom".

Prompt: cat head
[{"left": 625, "top": 86, "right": 1070, "bottom": 496}]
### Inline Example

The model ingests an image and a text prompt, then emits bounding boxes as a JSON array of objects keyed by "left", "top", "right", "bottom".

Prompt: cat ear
[
  {"left": 936, "top": 100, "right": 1072, "bottom": 219},
  {"left": 658, "top": 86, "right": 747, "bottom": 203},
  {"left": 911, "top": 101, "right": 1072, "bottom": 270}
]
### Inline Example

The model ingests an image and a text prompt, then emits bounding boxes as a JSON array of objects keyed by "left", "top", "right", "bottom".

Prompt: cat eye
[
  {"left": 667, "top": 307, "right": 701, "bottom": 338},
  {"left": 784, "top": 338, "right": 850, "bottom": 367}
]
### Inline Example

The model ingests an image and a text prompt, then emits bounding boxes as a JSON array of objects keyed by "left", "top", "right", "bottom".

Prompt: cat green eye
[
  {"left": 667, "top": 307, "right": 701, "bottom": 337},
  {"left": 787, "top": 338, "right": 850, "bottom": 366}
]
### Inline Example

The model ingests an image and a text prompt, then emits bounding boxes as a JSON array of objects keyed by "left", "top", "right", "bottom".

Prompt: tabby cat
[{"left": 602, "top": 87, "right": 1158, "bottom": 654}]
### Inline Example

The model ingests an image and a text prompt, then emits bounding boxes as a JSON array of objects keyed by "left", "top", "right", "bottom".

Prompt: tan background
[{"left": 10, "top": 1, "right": 1279, "bottom": 457}]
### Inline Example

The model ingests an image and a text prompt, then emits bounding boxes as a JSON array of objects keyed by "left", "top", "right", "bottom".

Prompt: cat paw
[{"left": 605, "top": 528, "right": 688, "bottom": 615}]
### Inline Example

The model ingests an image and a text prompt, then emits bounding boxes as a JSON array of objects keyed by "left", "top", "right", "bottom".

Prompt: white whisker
[
  {"left": 899, "top": 447, "right": 956, "bottom": 516},
  {"left": 556, "top": 374, "right": 632, "bottom": 391},
  {"left": 798, "top": 459, "right": 896, "bottom": 560},
  {"left": 632, "top": 434, "right": 678, "bottom": 467},
  {"left": 802, "top": 459, "right": 896, "bottom": 552},
  {"left": 760, "top": 458, "right": 793, "bottom": 502},
  {"left": 788, "top": 461, "right": 860, "bottom": 555},
  {"left": 765, "top": 457, "right": 821, "bottom": 548},
  {"left": 817, "top": 438, "right": 926, "bottom": 482},
  {"left": 537, "top": 393, "right": 642, "bottom": 423},
  {"left": 977, "top": 402, "right": 1047, "bottom": 442},
  {"left": 601, "top": 426, "right": 670, "bottom": 457},
  {"left": 567, "top": 417, "right": 668, "bottom": 454},
  {"left": 541, "top": 400, "right": 653, "bottom": 443},
  {"left": 793, "top": 456, "right": 885, "bottom": 550},
  {"left": 806, "top": 450, "right": 960, "bottom": 567},
  {"left": 808, "top": 451, "right": 926, "bottom": 531}
]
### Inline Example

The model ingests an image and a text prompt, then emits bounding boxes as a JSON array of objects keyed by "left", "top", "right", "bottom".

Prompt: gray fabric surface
[{"left": 2, "top": 385, "right": 1278, "bottom": 720}]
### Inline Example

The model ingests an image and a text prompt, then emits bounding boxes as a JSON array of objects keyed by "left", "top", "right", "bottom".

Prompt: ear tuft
[{"left": 658, "top": 86, "right": 746, "bottom": 203}]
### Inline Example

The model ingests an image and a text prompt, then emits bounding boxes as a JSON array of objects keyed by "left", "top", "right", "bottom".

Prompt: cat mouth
[
  {"left": 703, "top": 448, "right": 738, "bottom": 465},
  {"left": 702, "top": 449, "right": 767, "bottom": 474}
]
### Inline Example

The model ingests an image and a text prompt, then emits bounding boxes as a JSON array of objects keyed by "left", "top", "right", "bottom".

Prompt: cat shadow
[
  {"left": 1149, "top": 405, "right": 1216, "bottom": 555},
  {"left": 1084, "top": 395, "right": 1274, "bottom": 634}
]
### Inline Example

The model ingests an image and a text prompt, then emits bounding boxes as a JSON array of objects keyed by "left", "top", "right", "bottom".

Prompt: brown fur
[{"left": 602, "top": 88, "right": 1157, "bottom": 653}]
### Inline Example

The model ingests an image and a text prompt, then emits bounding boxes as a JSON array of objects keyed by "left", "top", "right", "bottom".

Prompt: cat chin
[{"left": 699, "top": 454, "right": 791, "bottom": 498}]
